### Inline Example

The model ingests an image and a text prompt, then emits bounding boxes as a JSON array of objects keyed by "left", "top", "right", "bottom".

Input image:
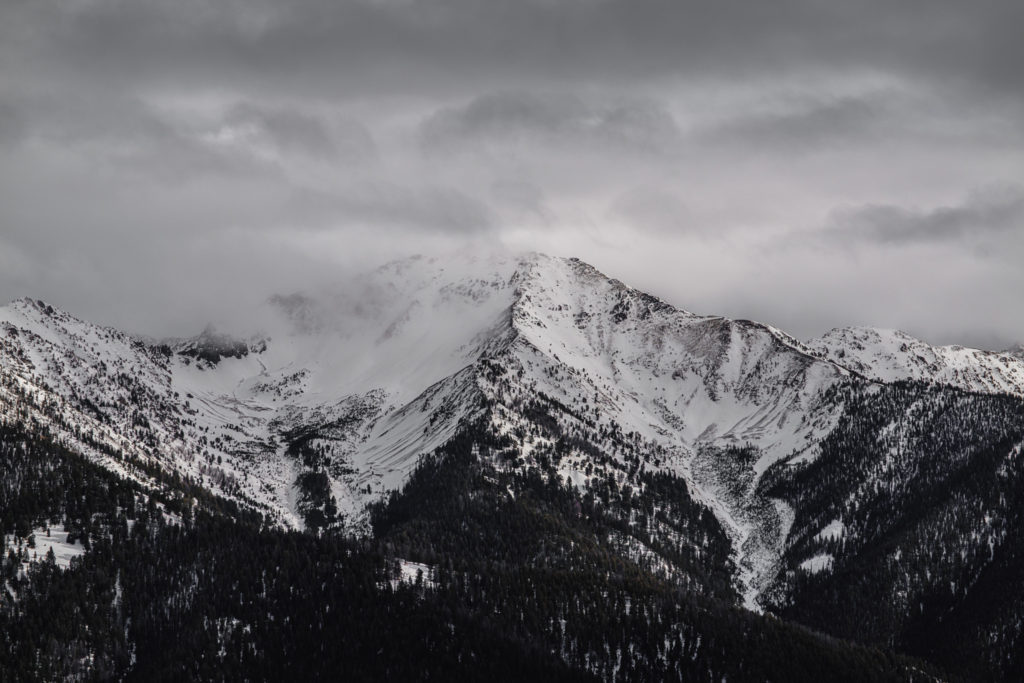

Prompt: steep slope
[
  {"left": 808, "top": 326, "right": 1024, "bottom": 397},
  {"left": 0, "top": 419, "right": 943, "bottom": 682},
  {"left": 759, "top": 381, "right": 1024, "bottom": 680},
  {"left": 482, "top": 256, "right": 853, "bottom": 605},
  {"left": 0, "top": 255, "right": 523, "bottom": 529}
]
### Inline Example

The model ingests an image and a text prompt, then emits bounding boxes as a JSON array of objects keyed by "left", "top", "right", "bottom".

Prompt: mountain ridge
[
  {"left": 5, "top": 252, "right": 1024, "bottom": 679},
  {"left": 2, "top": 252, "right": 1024, "bottom": 609},
  {"left": 808, "top": 325, "right": 1024, "bottom": 396}
]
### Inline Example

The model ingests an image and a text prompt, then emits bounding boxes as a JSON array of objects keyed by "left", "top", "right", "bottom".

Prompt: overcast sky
[{"left": 1, "top": 0, "right": 1022, "bottom": 347}]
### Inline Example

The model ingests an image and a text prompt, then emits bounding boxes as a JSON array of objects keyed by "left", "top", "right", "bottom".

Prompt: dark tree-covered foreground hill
[{"left": 2, "top": 420, "right": 946, "bottom": 682}]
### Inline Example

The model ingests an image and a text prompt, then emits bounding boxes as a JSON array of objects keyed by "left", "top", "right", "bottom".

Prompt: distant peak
[
  {"left": 815, "top": 326, "right": 922, "bottom": 344},
  {"left": 4, "top": 297, "right": 76, "bottom": 324},
  {"left": 11, "top": 297, "right": 56, "bottom": 313},
  {"left": 1004, "top": 343, "right": 1024, "bottom": 359}
]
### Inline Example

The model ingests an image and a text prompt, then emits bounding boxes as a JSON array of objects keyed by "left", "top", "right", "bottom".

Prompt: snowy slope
[
  {"left": 0, "top": 253, "right": 858, "bottom": 603},
  {"left": 511, "top": 257, "right": 847, "bottom": 458},
  {"left": 7, "top": 251, "right": 1018, "bottom": 607},
  {"left": 807, "top": 327, "right": 1024, "bottom": 397},
  {"left": 483, "top": 255, "right": 851, "bottom": 605},
  {"left": 0, "top": 255, "right": 524, "bottom": 528}
]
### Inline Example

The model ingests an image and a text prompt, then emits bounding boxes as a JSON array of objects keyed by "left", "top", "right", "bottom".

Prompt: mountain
[
  {"left": 2, "top": 251, "right": 1023, "bottom": 680},
  {"left": 0, "top": 254, "right": 852, "bottom": 594},
  {"left": 759, "top": 380, "right": 1024, "bottom": 679},
  {"left": 807, "top": 326, "right": 1024, "bottom": 397}
]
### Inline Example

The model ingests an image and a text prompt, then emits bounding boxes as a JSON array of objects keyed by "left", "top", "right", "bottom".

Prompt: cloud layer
[{"left": 0, "top": 0, "right": 1022, "bottom": 346}]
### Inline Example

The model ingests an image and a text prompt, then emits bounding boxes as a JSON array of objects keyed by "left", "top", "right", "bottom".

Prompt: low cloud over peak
[
  {"left": 420, "top": 91, "right": 682, "bottom": 156},
  {"left": 0, "top": 0, "right": 1021, "bottom": 345}
]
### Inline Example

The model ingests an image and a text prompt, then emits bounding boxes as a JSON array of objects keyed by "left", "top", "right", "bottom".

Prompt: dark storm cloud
[
  {"left": 695, "top": 94, "right": 894, "bottom": 152},
  {"left": 6, "top": 0, "right": 1023, "bottom": 99},
  {"left": 420, "top": 92, "right": 681, "bottom": 155},
  {"left": 226, "top": 104, "right": 339, "bottom": 160},
  {"left": 0, "top": 0, "right": 1022, "bottom": 344},
  {"left": 285, "top": 184, "right": 493, "bottom": 234},
  {"left": 0, "top": 98, "right": 27, "bottom": 148},
  {"left": 0, "top": 89, "right": 279, "bottom": 182},
  {"left": 826, "top": 186, "right": 1024, "bottom": 245},
  {"left": 225, "top": 104, "right": 377, "bottom": 162}
]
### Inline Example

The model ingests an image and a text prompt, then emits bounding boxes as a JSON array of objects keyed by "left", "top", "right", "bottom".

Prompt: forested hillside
[
  {"left": 1, "top": 420, "right": 942, "bottom": 682},
  {"left": 762, "top": 382, "right": 1024, "bottom": 681}
]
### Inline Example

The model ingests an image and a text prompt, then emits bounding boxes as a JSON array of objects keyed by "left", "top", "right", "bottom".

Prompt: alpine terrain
[{"left": 3, "top": 251, "right": 1024, "bottom": 681}]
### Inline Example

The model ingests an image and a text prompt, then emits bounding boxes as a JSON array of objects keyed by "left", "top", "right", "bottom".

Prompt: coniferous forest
[{"left": 8, "top": 383, "right": 1006, "bottom": 682}]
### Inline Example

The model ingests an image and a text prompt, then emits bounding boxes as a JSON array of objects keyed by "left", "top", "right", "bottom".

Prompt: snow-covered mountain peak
[
  {"left": 1, "top": 256, "right": 844, "bottom": 527},
  {"left": 807, "top": 325, "right": 1024, "bottom": 397},
  {"left": 3, "top": 297, "right": 105, "bottom": 336},
  {"left": 5, "top": 251, "right": 1023, "bottom": 608}
]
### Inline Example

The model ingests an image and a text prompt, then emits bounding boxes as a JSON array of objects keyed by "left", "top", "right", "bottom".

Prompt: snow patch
[
  {"left": 799, "top": 553, "right": 834, "bottom": 574},
  {"left": 814, "top": 519, "right": 845, "bottom": 542},
  {"left": 392, "top": 559, "right": 435, "bottom": 590},
  {"left": 3, "top": 525, "right": 86, "bottom": 571}
]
